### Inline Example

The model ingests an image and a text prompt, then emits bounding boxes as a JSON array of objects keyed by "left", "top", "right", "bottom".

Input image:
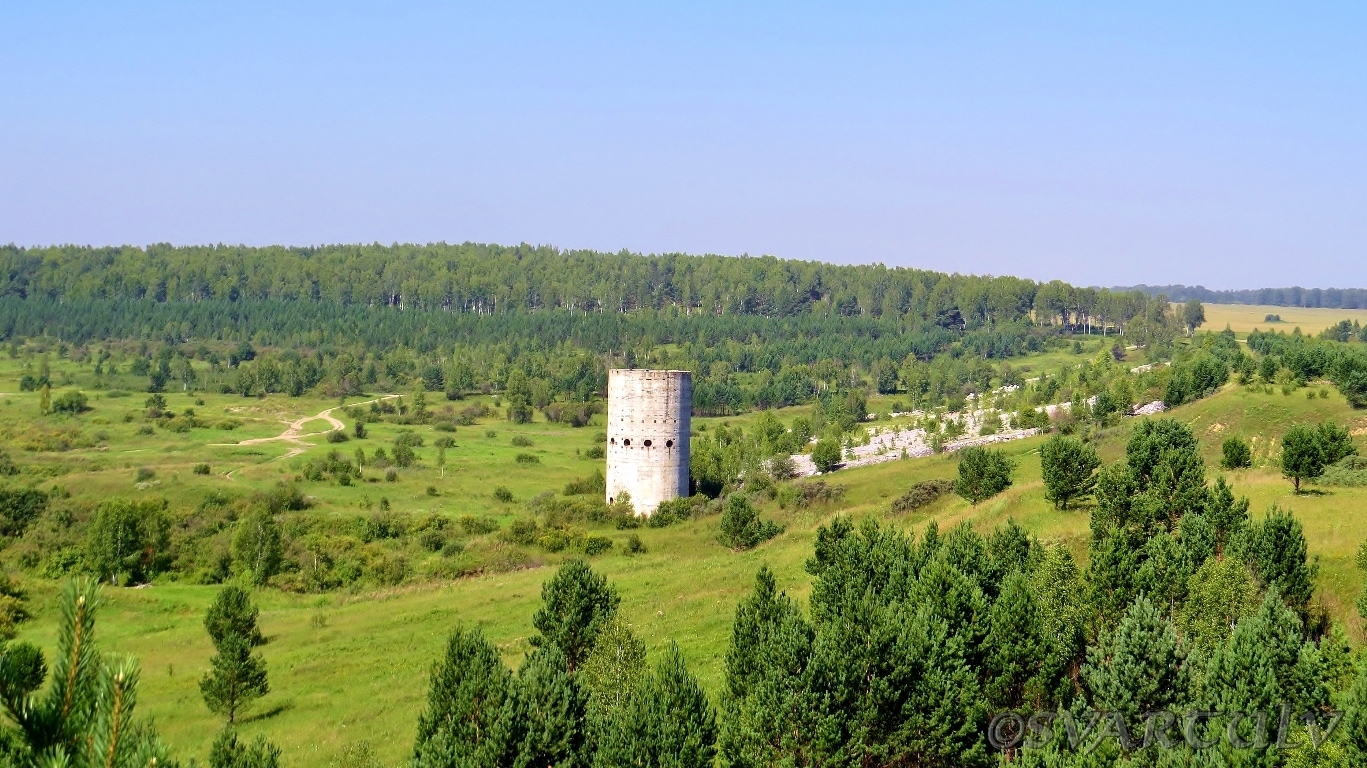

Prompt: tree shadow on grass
[
  {"left": 1295, "top": 488, "right": 1331, "bottom": 497},
  {"left": 241, "top": 700, "right": 294, "bottom": 724}
]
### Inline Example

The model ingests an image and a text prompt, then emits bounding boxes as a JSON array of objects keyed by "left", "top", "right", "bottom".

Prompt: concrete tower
[{"left": 606, "top": 369, "right": 691, "bottom": 516}]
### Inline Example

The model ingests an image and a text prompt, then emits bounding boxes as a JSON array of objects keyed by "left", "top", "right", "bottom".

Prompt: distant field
[{"left": 1193, "top": 302, "right": 1367, "bottom": 336}]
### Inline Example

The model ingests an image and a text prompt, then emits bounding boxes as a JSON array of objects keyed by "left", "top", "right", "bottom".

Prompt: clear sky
[{"left": 3, "top": 2, "right": 1365, "bottom": 289}]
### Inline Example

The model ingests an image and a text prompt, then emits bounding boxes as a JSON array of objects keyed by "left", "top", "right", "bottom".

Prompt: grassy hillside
[{"left": 9, "top": 374, "right": 1367, "bottom": 765}]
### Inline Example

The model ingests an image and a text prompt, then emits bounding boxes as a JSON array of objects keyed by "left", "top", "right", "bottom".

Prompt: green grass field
[{"left": 3, "top": 352, "right": 1367, "bottom": 765}]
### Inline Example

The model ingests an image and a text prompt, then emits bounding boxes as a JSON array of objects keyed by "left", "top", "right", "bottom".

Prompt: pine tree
[
  {"left": 0, "top": 578, "right": 175, "bottom": 764},
  {"left": 983, "top": 571, "right": 1052, "bottom": 710},
  {"left": 210, "top": 727, "right": 282, "bottom": 768},
  {"left": 954, "top": 446, "right": 1013, "bottom": 505},
  {"left": 495, "top": 648, "right": 589, "bottom": 768},
  {"left": 531, "top": 560, "right": 620, "bottom": 672},
  {"left": 1082, "top": 595, "right": 1188, "bottom": 739},
  {"left": 594, "top": 645, "right": 717, "bottom": 768},
  {"left": 200, "top": 632, "right": 269, "bottom": 724},
  {"left": 1040, "top": 434, "right": 1100, "bottom": 509},
  {"left": 412, "top": 626, "right": 511, "bottom": 766},
  {"left": 205, "top": 586, "right": 264, "bottom": 648},
  {"left": 1232, "top": 505, "right": 1318, "bottom": 615}
]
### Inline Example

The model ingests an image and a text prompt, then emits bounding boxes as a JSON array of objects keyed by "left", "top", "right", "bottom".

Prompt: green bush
[
  {"left": 625, "top": 534, "right": 646, "bottom": 554},
  {"left": 459, "top": 515, "right": 500, "bottom": 534},
  {"left": 585, "top": 445, "right": 606, "bottom": 460},
  {"left": 718, "top": 495, "right": 782, "bottom": 551},
  {"left": 583, "top": 536, "right": 613, "bottom": 556},
  {"left": 193, "top": 463, "right": 211, "bottom": 475},
  {"left": 810, "top": 438, "right": 842, "bottom": 473},
  {"left": 1220, "top": 436, "right": 1253, "bottom": 470},
  {"left": 954, "top": 446, "right": 1013, "bottom": 505},
  {"left": 890, "top": 479, "right": 954, "bottom": 514},
  {"left": 50, "top": 390, "right": 89, "bottom": 414},
  {"left": 515, "top": 453, "right": 540, "bottom": 465},
  {"left": 511, "top": 435, "right": 533, "bottom": 447},
  {"left": 493, "top": 486, "right": 514, "bottom": 503},
  {"left": 327, "top": 430, "right": 349, "bottom": 443}
]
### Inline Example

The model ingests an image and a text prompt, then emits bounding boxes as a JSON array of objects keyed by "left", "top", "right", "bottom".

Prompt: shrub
[
  {"left": 955, "top": 447, "right": 1013, "bottom": 505},
  {"left": 394, "top": 431, "right": 424, "bottom": 448},
  {"left": 384, "top": 468, "right": 398, "bottom": 482},
  {"left": 584, "top": 536, "right": 613, "bottom": 556},
  {"left": 217, "top": 419, "right": 242, "bottom": 430},
  {"left": 585, "top": 445, "right": 606, "bottom": 460},
  {"left": 353, "top": 422, "right": 367, "bottom": 439},
  {"left": 625, "top": 534, "right": 646, "bottom": 554},
  {"left": 326, "top": 430, "right": 349, "bottom": 443},
  {"left": 890, "top": 479, "right": 954, "bottom": 514},
  {"left": 459, "top": 515, "right": 500, "bottom": 534},
  {"left": 485, "top": 430, "right": 497, "bottom": 438},
  {"left": 50, "top": 390, "right": 89, "bottom": 414},
  {"left": 564, "top": 469, "right": 606, "bottom": 496},
  {"left": 505, "top": 518, "right": 539, "bottom": 545},
  {"left": 433, "top": 435, "right": 456, "bottom": 449},
  {"left": 1220, "top": 436, "right": 1253, "bottom": 470},
  {"left": 432, "top": 420, "right": 456, "bottom": 432},
  {"left": 493, "top": 486, "right": 514, "bottom": 503},
  {"left": 810, "top": 438, "right": 842, "bottom": 473},
  {"left": 511, "top": 435, "right": 533, "bottom": 447},
  {"left": 426, "top": 485, "right": 439, "bottom": 496},
  {"left": 392, "top": 443, "right": 416, "bottom": 467},
  {"left": 515, "top": 453, "right": 540, "bottom": 465},
  {"left": 718, "top": 495, "right": 782, "bottom": 551},
  {"left": 1321, "top": 456, "right": 1367, "bottom": 487},
  {"left": 135, "top": 467, "right": 156, "bottom": 482},
  {"left": 193, "top": 463, "right": 211, "bottom": 475},
  {"left": 136, "top": 424, "right": 155, "bottom": 436}
]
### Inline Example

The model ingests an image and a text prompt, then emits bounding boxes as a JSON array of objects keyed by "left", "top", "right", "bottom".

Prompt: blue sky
[{"left": 3, "top": 2, "right": 1365, "bottom": 289}]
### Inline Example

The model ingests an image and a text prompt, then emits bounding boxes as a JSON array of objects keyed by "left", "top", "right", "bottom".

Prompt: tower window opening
[
  {"left": 610, "top": 438, "right": 616, "bottom": 445},
  {"left": 643, "top": 440, "right": 652, "bottom": 447},
  {"left": 666, "top": 439, "right": 674, "bottom": 448},
  {"left": 623, "top": 439, "right": 631, "bottom": 446}
]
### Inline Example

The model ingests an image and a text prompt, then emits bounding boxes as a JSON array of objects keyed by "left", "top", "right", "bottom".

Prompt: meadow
[
  {"left": 1196, "top": 302, "right": 1367, "bottom": 337},
  {"left": 4, "top": 345, "right": 1366, "bottom": 765}
]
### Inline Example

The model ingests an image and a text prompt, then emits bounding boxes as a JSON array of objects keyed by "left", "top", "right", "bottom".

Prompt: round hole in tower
[
  {"left": 666, "top": 439, "right": 674, "bottom": 448},
  {"left": 643, "top": 440, "right": 652, "bottom": 447},
  {"left": 623, "top": 439, "right": 631, "bottom": 446},
  {"left": 609, "top": 438, "right": 616, "bottom": 445}
]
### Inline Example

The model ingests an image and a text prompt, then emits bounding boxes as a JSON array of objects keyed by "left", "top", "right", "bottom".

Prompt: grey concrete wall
[{"left": 605, "top": 369, "right": 691, "bottom": 516}]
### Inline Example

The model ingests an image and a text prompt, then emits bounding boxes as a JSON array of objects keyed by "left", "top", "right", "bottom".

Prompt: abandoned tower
[{"left": 605, "top": 369, "right": 692, "bottom": 516}]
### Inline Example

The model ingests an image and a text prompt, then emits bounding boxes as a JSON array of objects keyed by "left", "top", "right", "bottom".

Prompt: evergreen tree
[
  {"left": 1282, "top": 423, "right": 1327, "bottom": 492},
  {"left": 594, "top": 645, "right": 717, "bottom": 768},
  {"left": 200, "top": 633, "right": 269, "bottom": 724},
  {"left": 1040, "top": 434, "right": 1100, "bottom": 509},
  {"left": 718, "top": 495, "right": 781, "bottom": 551},
  {"left": 0, "top": 579, "right": 176, "bottom": 764},
  {"left": 412, "top": 626, "right": 511, "bottom": 766},
  {"left": 531, "top": 560, "right": 620, "bottom": 673},
  {"left": 494, "top": 648, "right": 590, "bottom": 768},
  {"left": 1221, "top": 436, "right": 1253, "bottom": 469},
  {"left": 1233, "top": 506, "right": 1318, "bottom": 615},
  {"left": 210, "top": 728, "right": 282, "bottom": 768},
  {"left": 1082, "top": 595, "right": 1188, "bottom": 740},
  {"left": 205, "top": 586, "right": 265, "bottom": 648},
  {"left": 954, "top": 447, "right": 1013, "bottom": 505},
  {"left": 982, "top": 570, "right": 1052, "bottom": 710}
]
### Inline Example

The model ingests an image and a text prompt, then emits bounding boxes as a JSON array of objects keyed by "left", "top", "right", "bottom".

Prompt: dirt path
[{"left": 215, "top": 395, "right": 397, "bottom": 467}]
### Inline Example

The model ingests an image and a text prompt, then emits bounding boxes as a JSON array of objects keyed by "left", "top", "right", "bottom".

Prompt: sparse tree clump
[
  {"left": 955, "top": 446, "right": 1013, "bottom": 505},
  {"left": 1040, "top": 434, "right": 1100, "bottom": 509}
]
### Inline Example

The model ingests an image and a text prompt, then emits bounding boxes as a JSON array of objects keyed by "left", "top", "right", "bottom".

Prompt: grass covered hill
[{"left": 7, "top": 365, "right": 1366, "bottom": 765}]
